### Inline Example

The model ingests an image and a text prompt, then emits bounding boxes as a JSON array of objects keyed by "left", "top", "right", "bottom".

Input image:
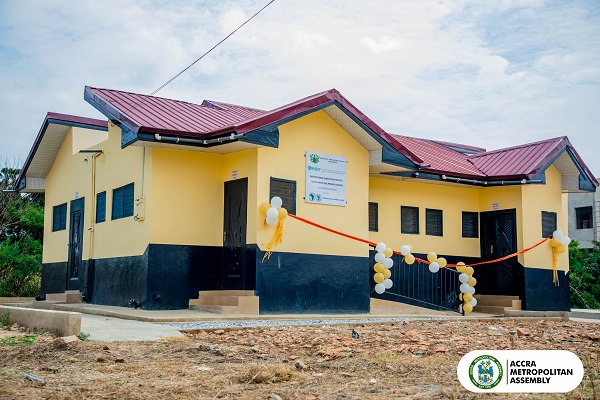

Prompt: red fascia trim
[{"left": 46, "top": 112, "right": 108, "bottom": 128}]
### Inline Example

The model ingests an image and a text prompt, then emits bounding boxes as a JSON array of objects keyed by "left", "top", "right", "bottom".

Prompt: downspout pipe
[{"left": 154, "top": 133, "right": 245, "bottom": 145}]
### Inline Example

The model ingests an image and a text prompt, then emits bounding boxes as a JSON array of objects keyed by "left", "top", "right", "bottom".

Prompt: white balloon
[
  {"left": 383, "top": 279, "right": 393, "bottom": 289},
  {"left": 266, "top": 207, "right": 278, "bottom": 219},
  {"left": 270, "top": 196, "right": 283, "bottom": 208},
  {"left": 459, "top": 273, "right": 469, "bottom": 284},
  {"left": 374, "top": 252, "right": 385, "bottom": 263},
  {"left": 374, "top": 283, "right": 386, "bottom": 294},
  {"left": 460, "top": 283, "right": 470, "bottom": 293},
  {"left": 266, "top": 215, "right": 278, "bottom": 226},
  {"left": 552, "top": 230, "right": 564, "bottom": 239},
  {"left": 468, "top": 286, "right": 476, "bottom": 294},
  {"left": 429, "top": 262, "right": 440, "bottom": 273},
  {"left": 399, "top": 245, "right": 411, "bottom": 256},
  {"left": 469, "top": 298, "right": 478, "bottom": 307},
  {"left": 383, "top": 257, "right": 394, "bottom": 269},
  {"left": 375, "top": 242, "right": 387, "bottom": 253},
  {"left": 560, "top": 236, "right": 571, "bottom": 246}
]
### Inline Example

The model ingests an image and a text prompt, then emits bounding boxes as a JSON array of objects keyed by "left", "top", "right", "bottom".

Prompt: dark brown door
[
  {"left": 222, "top": 178, "right": 248, "bottom": 290},
  {"left": 66, "top": 198, "right": 84, "bottom": 291},
  {"left": 480, "top": 209, "right": 523, "bottom": 296}
]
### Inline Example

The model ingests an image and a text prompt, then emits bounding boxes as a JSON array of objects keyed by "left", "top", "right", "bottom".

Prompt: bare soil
[{"left": 0, "top": 319, "right": 598, "bottom": 399}]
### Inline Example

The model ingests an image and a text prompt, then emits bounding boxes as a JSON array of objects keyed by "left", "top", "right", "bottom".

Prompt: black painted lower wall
[
  {"left": 523, "top": 268, "right": 570, "bottom": 311},
  {"left": 256, "top": 247, "right": 371, "bottom": 314}
]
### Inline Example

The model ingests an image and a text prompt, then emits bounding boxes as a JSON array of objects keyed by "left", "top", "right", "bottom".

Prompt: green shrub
[{"left": 569, "top": 241, "right": 600, "bottom": 309}]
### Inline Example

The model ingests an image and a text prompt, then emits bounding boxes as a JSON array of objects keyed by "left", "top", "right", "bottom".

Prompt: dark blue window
[
  {"left": 52, "top": 203, "right": 67, "bottom": 231},
  {"left": 96, "top": 192, "right": 106, "bottom": 223},
  {"left": 112, "top": 183, "right": 134, "bottom": 220}
]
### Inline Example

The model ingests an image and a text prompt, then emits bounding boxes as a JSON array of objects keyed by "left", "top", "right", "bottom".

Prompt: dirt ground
[{"left": 0, "top": 318, "right": 598, "bottom": 399}]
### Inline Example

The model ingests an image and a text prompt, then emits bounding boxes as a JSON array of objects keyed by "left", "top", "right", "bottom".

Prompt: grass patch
[
  {"left": 0, "top": 335, "right": 37, "bottom": 346},
  {"left": 0, "top": 312, "right": 9, "bottom": 327}
]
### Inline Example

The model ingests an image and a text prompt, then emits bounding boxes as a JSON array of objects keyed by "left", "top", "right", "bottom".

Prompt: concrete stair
[
  {"left": 33, "top": 290, "right": 82, "bottom": 309},
  {"left": 473, "top": 294, "right": 521, "bottom": 315},
  {"left": 189, "top": 290, "right": 259, "bottom": 314}
]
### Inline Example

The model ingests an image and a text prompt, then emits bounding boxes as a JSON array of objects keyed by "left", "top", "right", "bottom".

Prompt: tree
[
  {"left": 569, "top": 241, "right": 600, "bottom": 309},
  {"left": 0, "top": 159, "right": 44, "bottom": 297}
]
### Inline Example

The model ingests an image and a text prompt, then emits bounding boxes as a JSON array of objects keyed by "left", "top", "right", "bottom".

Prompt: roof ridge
[
  {"left": 203, "top": 99, "right": 266, "bottom": 113},
  {"left": 468, "top": 136, "right": 567, "bottom": 159}
]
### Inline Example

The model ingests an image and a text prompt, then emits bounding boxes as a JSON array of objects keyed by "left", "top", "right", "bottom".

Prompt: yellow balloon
[
  {"left": 374, "top": 272, "right": 385, "bottom": 284},
  {"left": 404, "top": 254, "right": 415, "bottom": 265},
  {"left": 259, "top": 202, "right": 271, "bottom": 214},
  {"left": 278, "top": 208, "right": 288, "bottom": 219},
  {"left": 463, "top": 293, "right": 473, "bottom": 302},
  {"left": 383, "top": 248, "right": 393, "bottom": 258},
  {"left": 556, "top": 244, "right": 566, "bottom": 254},
  {"left": 383, "top": 268, "right": 391, "bottom": 279},
  {"left": 550, "top": 237, "right": 561, "bottom": 247},
  {"left": 459, "top": 293, "right": 463, "bottom": 301},
  {"left": 456, "top": 262, "right": 466, "bottom": 273},
  {"left": 467, "top": 277, "right": 477, "bottom": 287},
  {"left": 465, "top": 266, "right": 474, "bottom": 276},
  {"left": 408, "top": 245, "right": 414, "bottom": 253},
  {"left": 463, "top": 303, "right": 473, "bottom": 313},
  {"left": 437, "top": 257, "right": 447, "bottom": 268},
  {"left": 374, "top": 263, "right": 384, "bottom": 273},
  {"left": 427, "top": 252, "right": 437, "bottom": 263}
]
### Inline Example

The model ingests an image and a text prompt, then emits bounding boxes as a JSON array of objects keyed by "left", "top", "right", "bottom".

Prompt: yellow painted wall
[
  {"left": 521, "top": 166, "right": 568, "bottom": 271},
  {"left": 43, "top": 123, "right": 151, "bottom": 263},
  {"left": 369, "top": 178, "right": 481, "bottom": 257},
  {"left": 149, "top": 147, "right": 258, "bottom": 246},
  {"left": 255, "top": 111, "right": 370, "bottom": 257},
  {"left": 91, "top": 123, "right": 150, "bottom": 259}
]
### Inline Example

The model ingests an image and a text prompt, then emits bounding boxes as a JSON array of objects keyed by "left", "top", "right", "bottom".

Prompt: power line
[{"left": 149, "top": 0, "right": 276, "bottom": 96}]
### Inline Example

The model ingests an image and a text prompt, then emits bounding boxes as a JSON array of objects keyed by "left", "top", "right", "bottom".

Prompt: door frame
[
  {"left": 66, "top": 197, "right": 85, "bottom": 291},
  {"left": 221, "top": 178, "right": 249, "bottom": 290},
  {"left": 479, "top": 209, "right": 523, "bottom": 297}
]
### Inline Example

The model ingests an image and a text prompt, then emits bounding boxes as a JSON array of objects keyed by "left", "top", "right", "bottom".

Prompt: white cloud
[{"left": 0, "top": 0, "right": 599, "bottom": 176}]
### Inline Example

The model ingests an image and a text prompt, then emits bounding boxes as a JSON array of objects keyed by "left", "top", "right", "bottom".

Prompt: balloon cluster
[
  {"left": 373, "top": 242, "right": 394, "bottom": 294},
  {"left": 425, "top": 252, "right": 447, "bottom": 273},
  {"left": 456, "top": 262, "right": 477, "bottom": 313},
  {"left": 399, "top": 244, "right": 415, "bottom": 264},
  {"left": 549, "top": 230, "right": 571, "bottom": 253},
  {"left": 259, "top": 196, "right": 287, "bottom": 226}
]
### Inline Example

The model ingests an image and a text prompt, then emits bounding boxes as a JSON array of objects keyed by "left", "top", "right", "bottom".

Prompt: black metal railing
[{"left": 371, "top": 253, "right": 461, "bottom": 313}]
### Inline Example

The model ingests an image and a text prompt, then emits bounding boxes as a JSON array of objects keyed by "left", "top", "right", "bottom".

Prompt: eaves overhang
[{"left": 16, "top": 112, "right": 108, "bottom": 192}]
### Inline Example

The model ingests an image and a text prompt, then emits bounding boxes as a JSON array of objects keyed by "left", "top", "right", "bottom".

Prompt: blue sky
[{"left": 1, "top": 0, "right": 599, "bottom": 176}]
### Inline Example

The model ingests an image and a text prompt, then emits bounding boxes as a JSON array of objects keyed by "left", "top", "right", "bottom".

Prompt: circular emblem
[{"left": 468, "top": 355, "right": 503, "bottom": 389}]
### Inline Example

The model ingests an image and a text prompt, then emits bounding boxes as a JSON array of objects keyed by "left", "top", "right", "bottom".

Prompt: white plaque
[{"left": 305, "top": 151, "right": 347, "bottom": 206}]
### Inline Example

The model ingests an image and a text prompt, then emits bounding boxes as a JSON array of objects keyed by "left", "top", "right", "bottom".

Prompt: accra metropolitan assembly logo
[
  {"left": 309, "top": 153, "right": 320, "bottom": 164},
  {"left": 469, "top": 355, "right": 503, "bottom": 389}
]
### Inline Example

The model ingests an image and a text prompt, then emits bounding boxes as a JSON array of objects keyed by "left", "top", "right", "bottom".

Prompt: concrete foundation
[{"left": 0, "top": 305, "right": 81, "bottom": 336}]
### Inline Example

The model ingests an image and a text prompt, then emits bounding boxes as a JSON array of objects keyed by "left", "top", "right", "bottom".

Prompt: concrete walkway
[
  {"left": 81, "top": 314, "right": 185, "bottom": 342},
  {"left": 7, "top": 300, "right": 596, "bottom": 342}
]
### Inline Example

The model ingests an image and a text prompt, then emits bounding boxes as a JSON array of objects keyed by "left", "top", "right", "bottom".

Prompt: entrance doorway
[
  {"left": 221, "top": 178, "right": 248, "bottom": 290},
  {"left": 66, "top": 197, "right": 84, "bottom": 291},
  {"left": 479, "top": 209, "right": 523, "bottom": 296}
]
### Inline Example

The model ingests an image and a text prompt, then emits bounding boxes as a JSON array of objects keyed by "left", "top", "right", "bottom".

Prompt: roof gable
[{"left": 16, "top": 113, "right": 108, "bottom": 192}]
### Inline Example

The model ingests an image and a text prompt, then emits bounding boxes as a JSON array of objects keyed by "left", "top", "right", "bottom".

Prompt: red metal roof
[
  {"left": 469, "top": 137, "right": 566, "bottom": 179},
  {"left": 47, "top": 112, "right": 108, "bottom": 128},
  {"left": 85, "top": 86, "right": 265, "bottom": 137},
  {"left": 83, "top": 86, "right": 597, "bottom": 186},
  {"left": 389, "top": 135, "right": 486, "bottom": 177}
]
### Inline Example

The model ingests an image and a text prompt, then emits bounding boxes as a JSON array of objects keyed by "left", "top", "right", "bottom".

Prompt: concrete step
[
  {"left": 474, "top": 294, "right": 520, "bottom": 301},
  {"left": 473, "top": 305, "right": 506, "bottom": 315},
  {"left": 190, "top": 290, "right": 259, "bottom": 314},
  {"left": 45, "top": 291, "right": 82, "bottom": 304},
  {"left": 190, "top": 304, "right": 242, "bottom": 314},
  {"left": 198, "top": 290, "right": 256, "bottom": 297},
  {"left": 32, "top": 300, "right": 64, "bottom": 310}
]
